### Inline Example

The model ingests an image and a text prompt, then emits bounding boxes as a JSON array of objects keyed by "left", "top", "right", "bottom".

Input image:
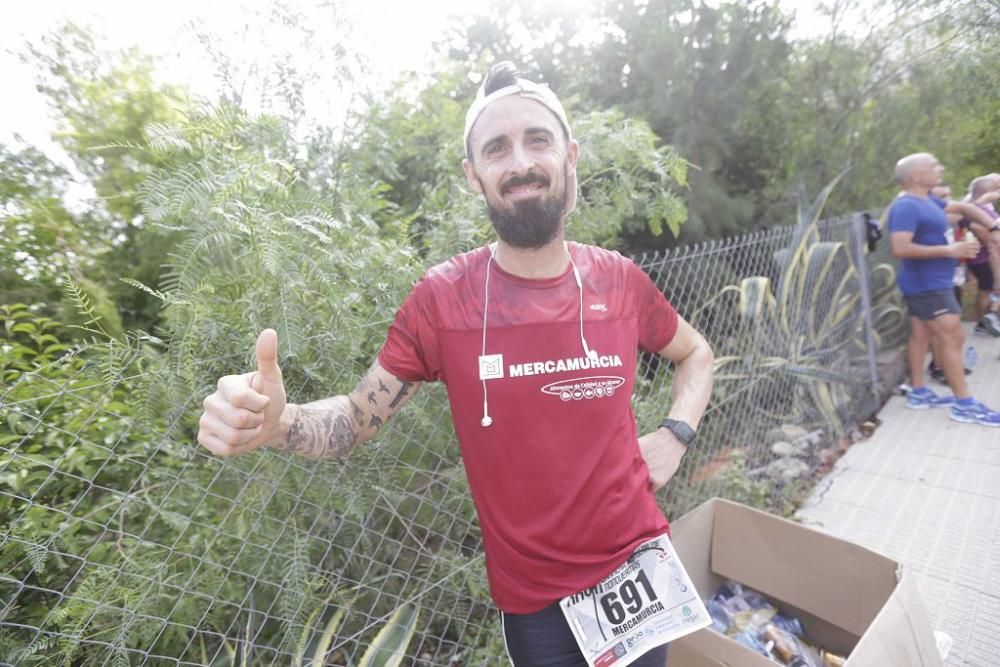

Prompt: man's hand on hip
[
  {"left": 638, "top": 428, "right": 688, "bottom": 491},
  {"left": 198, "top": 329, "right": 288, "bottom": 457}
]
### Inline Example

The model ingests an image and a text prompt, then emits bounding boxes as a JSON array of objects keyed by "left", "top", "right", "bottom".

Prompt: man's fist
[
  {"left": 638, "top": 428, "right": 687, "bottom": 491},
  {"left": 197, "top": 329, "right": 288, "bottom": 457},
  {"left": 951, "top": 238, "right": 981, "bottom": 260}
]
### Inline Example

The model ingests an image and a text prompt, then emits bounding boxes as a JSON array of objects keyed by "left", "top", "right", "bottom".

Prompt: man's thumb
[{"left": 254, "top": 329, "right": 281, "bottom": 384}]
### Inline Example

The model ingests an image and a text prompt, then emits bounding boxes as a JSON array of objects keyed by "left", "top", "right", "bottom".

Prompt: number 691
[{"left": 599, "top": 569, "right": 658, "bottom": 625}]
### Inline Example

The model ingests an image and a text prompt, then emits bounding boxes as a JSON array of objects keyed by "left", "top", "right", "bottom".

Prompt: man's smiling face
[{"left": 462, "top": 95, "right": 578, "bottom": 248}]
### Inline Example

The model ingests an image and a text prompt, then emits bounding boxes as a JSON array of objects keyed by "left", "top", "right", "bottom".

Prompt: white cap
[{"left": 463, "top": 77, "right": 571, "bottom": 158}]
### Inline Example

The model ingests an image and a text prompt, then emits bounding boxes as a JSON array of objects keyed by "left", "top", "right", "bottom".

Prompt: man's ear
[
  {"left": 563, "top": 140, "right": 580, "bottom": 218},
  {"left": 462, "top": 159, "right": 484, "bottom": 194},
  {"left": 566, "top": 139, "right": 580, "bottom": 172}
]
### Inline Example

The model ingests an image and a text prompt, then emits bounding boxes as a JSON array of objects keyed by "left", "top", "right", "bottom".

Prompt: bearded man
[{"left": 197, "top": 61, "right": 714, "bottom": 665}]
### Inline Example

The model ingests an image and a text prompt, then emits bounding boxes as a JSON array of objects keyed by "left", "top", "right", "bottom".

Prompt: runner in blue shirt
[{"left": 888, "top": 152, "right": 1000, "bottom": 425}]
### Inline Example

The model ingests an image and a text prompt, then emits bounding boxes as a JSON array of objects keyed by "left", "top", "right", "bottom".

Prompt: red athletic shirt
[{"left": 378, "top": 242, "right": 679, "bottom": 613}]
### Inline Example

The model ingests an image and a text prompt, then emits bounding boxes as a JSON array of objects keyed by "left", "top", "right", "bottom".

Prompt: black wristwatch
[{"left": 659, "top": 418, "right": 697, "bottom": 447}]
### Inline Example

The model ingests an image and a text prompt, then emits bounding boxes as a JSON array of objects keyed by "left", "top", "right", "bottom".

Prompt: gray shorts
[{"left": 904, "top": 288, "right": 961, "bottom": 320}]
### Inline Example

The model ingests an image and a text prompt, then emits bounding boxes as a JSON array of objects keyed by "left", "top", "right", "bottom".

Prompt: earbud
[{"left": 482, "top": 396, "right": 492, "bottom": 427}]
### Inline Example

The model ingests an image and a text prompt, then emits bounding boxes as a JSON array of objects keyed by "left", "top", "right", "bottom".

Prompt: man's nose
[{"left": 507, "top": 142, "right": 535, "bottom": 175}]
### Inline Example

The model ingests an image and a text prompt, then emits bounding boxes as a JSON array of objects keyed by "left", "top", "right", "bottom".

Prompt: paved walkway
[{"left": 796, "top": 323, "right": 1000, "bottom": 666}]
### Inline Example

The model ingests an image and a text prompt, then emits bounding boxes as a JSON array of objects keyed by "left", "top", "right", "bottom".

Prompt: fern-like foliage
[
  {"left": 133, "top": 103, "right": 424, "bottom": 415},
  {"left": 23, "top": 99, "right": 476, "bottom": 665},
  {"left": 61, "top": 275, "right": 112, "bottom": 341}
]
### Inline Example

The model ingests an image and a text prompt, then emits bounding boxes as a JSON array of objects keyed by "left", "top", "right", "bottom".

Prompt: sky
[
  {"left": 0, "top": 0, "right": 488, "bottom": 149},
  {"left": 0, "top": 0, "right": 837, "bottom": 158}
]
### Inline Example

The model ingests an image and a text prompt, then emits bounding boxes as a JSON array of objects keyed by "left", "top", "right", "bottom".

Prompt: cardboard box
[{"left": 666, "top": 498, "right": 942, "bottom": 667}]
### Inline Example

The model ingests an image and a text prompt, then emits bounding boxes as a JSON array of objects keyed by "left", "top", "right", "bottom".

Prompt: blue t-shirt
[{"left": 887, "top": 194, "right": 954, "bottom": 295}]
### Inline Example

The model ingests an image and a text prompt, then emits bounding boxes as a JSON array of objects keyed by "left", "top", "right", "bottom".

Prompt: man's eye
[
  {"left": 485, "top": 144, "right": 504, "bottom": 156},
  {"left": 529, "top": 136, "right": 549, "bottom": 145}
]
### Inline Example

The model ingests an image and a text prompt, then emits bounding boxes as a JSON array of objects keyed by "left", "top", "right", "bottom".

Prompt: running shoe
[
  {"left": 950, "top": 399, "right": 1000, "bottom": 426},
  {"left": 974, "top": 312, "right": 1000, "bottom": 338},
  {"left": 906, "top": 386, "right": 956, "bottom": 410}
]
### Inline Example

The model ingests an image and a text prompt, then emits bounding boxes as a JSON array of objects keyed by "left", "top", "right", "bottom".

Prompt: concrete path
[{"left": 796, "top": 323, "right": 1000, "bottom": 666}]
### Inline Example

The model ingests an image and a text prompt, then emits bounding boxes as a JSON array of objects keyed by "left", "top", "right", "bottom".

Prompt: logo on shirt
[
  {"left": 509, "top": 354, "right": 624, "bottom": 378},
  {"left": 478, "top": 354, "right": 504, "bottom": 380},
  {"left": 589, "top": 303, "right": 608, "bottom": 312},
  {"left": 541, "top": 376, "right": 626, "bottom": 401}
]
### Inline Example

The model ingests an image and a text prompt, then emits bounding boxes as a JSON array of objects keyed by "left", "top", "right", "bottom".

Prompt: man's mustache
[{"left": 501, "top": 173, "right": 550, "bottom": 194}]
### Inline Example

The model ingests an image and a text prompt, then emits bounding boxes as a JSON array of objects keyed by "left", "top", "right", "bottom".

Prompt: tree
[
  {"left": 348, "top": 62, "right": 688, "bottom": 260},
  {"left": 762, "top": 0, "right": 1000, "bottom": 211},
  {"left": 583, "top": 0, "right": 794, "bottom": 242},
  {"left": 0, "top": 142, "right": 123, "bottom": 337},
  {"left": 435, "top": 0, "right": 1000, "bottom": 240},
  {"left": 437, "top": 0, "right": 794, "bottom": 246},
  {"left": 22, "top": 23, "right": 191, "bottom": 331}
]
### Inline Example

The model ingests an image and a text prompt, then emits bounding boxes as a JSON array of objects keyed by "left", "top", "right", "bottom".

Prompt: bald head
[
  {"left": 894, "top": 153, "right": 931, "bottom": 184},
  {"left": 894, "top": 153, "right": 943, "bottom": 192}
]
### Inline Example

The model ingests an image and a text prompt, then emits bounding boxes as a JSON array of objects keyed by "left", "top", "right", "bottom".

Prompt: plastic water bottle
[{"left": 964, "top": 345, "right": 977, "bottom": 370}]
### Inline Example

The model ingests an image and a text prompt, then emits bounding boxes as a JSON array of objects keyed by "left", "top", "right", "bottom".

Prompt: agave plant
[
  {"left": 866, "top": 259, "right": 908, "bottom": 351},
  {"left": 355, "top": 603, "right": 420, "bottom": 667},
  {"left": 291, "top": 599, "right": 419, "bottom": 667},
  {"left": 202, "top": 599, "right": 419, "bottom": 667},
  {"left": 691, "top": 175, "right": 882, "bottom": 435}
]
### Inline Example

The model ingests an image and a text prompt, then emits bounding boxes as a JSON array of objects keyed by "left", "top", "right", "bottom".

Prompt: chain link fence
[
  {"left": 637, "top": 212, "right": 905, "bottom": 519},
  {"left": 0, "top": 214, "right": 907, "bottom": 665}
]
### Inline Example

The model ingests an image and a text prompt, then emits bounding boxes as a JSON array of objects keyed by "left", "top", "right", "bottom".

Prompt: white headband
[{"left": 463, "top": 78, "right": 571, "bottom": 158}]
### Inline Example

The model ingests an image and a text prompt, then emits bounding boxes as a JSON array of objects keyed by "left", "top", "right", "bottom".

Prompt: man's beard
[{"left": 485, "top": 171, "right": 567, "bottom": 249}]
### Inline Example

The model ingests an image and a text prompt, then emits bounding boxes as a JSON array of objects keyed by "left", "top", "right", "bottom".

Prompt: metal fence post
[{"left": 849, "top": 212, "right": 882, "bottom": 406}]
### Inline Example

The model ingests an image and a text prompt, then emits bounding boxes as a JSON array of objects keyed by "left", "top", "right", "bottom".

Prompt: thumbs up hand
[
  {"left": 250, "top": 328, "right": 287, "bottom": 424},
  {"left": 198, "top": 329, "right": 289, "bottom": 457}
]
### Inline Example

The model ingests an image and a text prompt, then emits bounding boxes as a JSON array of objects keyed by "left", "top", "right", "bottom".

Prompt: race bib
[{"left": 560, "top": 534, "right": 710, "bottom": 667}]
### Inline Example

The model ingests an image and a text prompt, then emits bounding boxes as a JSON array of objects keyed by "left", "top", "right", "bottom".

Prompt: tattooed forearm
[
  {"left": 349, "top": 397, "right": 365, "bottom": 423},
  {"left": 388, "top": 382, "right": 413, "bottom": 409},
  {"left": 281, "top": 399, "right": 358, "bottom": 460},
  {"left": 329, "top": 415, "right": 356, "bottom": 456},
  {"left": 353, "top": 359, "right": 379, "bottom": 394},
  {"left": 274, "top": 361, "right": 420, "bottom": 459}
]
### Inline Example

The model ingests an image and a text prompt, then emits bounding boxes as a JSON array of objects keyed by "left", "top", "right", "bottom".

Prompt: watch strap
[{"left": 659, "top": 418, "right": 697, "bottom": 447}]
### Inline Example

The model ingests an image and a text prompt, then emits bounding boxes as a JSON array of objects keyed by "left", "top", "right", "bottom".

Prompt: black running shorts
[
  {"left": 904, "top": 288, "right": 962, "bottom": 321},
  {"left": 501, "top": 602, "right": 670, "bottom": 667},
  {"left": 967, "top": 262, "right": 995, "bottom": 292}
]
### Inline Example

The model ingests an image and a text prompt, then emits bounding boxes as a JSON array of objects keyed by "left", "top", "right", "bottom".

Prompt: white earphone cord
[
  {"left": 480, "top": 247, "right": 496, "bottom": 427},
  {"left": 571, "top": 258, "right": 597, "bottom": 361},
  {"left": 480, "top": 243, "right": 595, "bottom": 428}
]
